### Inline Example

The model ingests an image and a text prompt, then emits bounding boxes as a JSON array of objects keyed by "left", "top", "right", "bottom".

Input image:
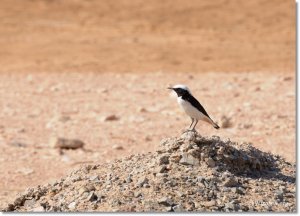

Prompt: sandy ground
[
  {"left": 0, "top": 0, "right": 295, "bottom": 210},
  {"left": 0, "top": 71, "right": 295, "bottom": 208}
]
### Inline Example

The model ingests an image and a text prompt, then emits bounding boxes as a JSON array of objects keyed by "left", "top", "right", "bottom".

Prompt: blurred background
[
  {"left": 0, "top": 0, "right": 295, "bottom": 73},
  {"left": 0, "top": 0, "right": 295, "bottom": 209}
]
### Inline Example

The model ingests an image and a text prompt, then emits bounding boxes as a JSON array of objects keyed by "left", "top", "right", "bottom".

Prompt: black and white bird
[{"left": 168, "top": 84, "right": 220, "bottom": 131}]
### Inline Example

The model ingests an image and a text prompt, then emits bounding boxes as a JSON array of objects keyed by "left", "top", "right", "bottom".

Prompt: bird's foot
[{"left": 182, "top": 128, "right": 197, "bottom": 134}]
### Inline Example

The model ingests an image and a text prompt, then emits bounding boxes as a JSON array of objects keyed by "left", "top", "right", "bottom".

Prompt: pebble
[
  {"left": 58, "top": 115, "right": 71, "bottom": 122},
  {"left": 112, "top": 144, "right": 124, "bottom": 150},
  {"left": 134, "top": 192, "right": 142, "bottom": 198},
  {"left": 23, "top": 199, "right": 36, "bottom": 208},
  {"left": 223, "top": 177, "right": 238, "bottom": 187},
  {"left": 102, "top": 115, "right": 119, "bottom": 121},
  {"left": 207, "top": 158, "right": 216, "bottom": 168},
  {"left": 156, "top": 165, "right": 167, "bottom": 173},
  {"left": 172, "top": 204, "right": 184, "bottom": 212},
  {"left": 87, "top": 191, "right": 98, "bottom": 202},
  {"left": 158, "top": 154, "right": 170, "bottom": 165},
  {"left": 144, "top": 136, "right": 152, "bottom": 142},
  {"left": 158, "top": 197, "right": 173, "bottom": 206},
  {"left": 232, "top": 187, "right": 244, "bottom": 195},
  {"left": 50, "top": 137, "right": 85, "bottom": 150},
  {"left": 225, "top": 202, "right": 238, "bottom": 211},
  {"left": 282, "top": 76, "right": 292, "bottom": 81},
  {"left": 79, "top": 186, "right": 89, "bottom": 195},
  {"left": 138, "top": 107, "right": 148, "bottom": 112},
  {"left": 137, "top": 176, "right": 149, "bottom": 187},
  {"left": 126, "top": 174, "right": 133, "bottom": 183},
  {"left": 204, "top": 200, "right": 216, "bottom": 207},
  {"left": 17, "top": 168, "right": 34, "bottom": 176},
  {"left": 179, "top": 153, "right": 200, "bottom": 166},
  {"left": 32, "top": 205, "right": 45, "bottom": 212},
  {"left": 68, "top": 201, "right": 77, "bottom": 210},
  {"left": 197, "top": 176, "right": 206, "bottom": 183},
  {"left": 275, "top": 190, "right": 284, "bottom": 200},
  {"left": 8, "top": 141, "right": 27, "bottom": 148},
  {"left": 89, "top": 175, "right": 100, "bottom": 182},
  {"left": 220, "top": 115, "right": 233, "bottom": 128}
]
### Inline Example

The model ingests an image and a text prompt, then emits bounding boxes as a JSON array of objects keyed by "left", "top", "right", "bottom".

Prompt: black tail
[{"left": 213, "top": 122, "right": 220, "bottom": 129}]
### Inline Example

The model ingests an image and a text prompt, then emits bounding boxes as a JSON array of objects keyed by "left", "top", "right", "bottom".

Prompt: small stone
[
  {"left": 86, "top": 184, "right": 96, "bottom": 192},
  {"left": 242, "top": 123, "right": 253, "bottom": 129},
  {"left": 156, "top": 165, "right": 167, "bottom": 173},
  {"left": 50, "top": 84, "right": 62, "bottom": 92},
  {"left": 126, "top": 174, "right": 133, "bottom": 183},
  {"left": 275, "top": 190, "right": 284, "bottom": 200},
  {"left": 144, "top": 136, "right": 152, "bottom": 142},
  {"left": 165, "top": 206, "right": 173, "bottom": 212},
  {"left": 180, "top": 131, "right": 197, "bottom": 141},
  {"left": 143, "top": 183, "right": 151, "bottom": 188},
  {"left": 89, "top": 175, "right": 100, "bottom": 182},
  {"left": 220, "top": 115, "right": 233, "bottom": 128},
  {"left": 279, "top": 186, "right": 286, "bottom": 192},
  {"left": 58, "top": 115, "right": 71, "bottom": 122},
  {"left": 137, "top": 176, "right": 149, "bottom": 187},
  {"left": 169, "top": 153, "right": 181, "bottom": 163},
  {"left": 158, "top": 197, "right": 173, "bottom": 206},
  {"left": 134, "top": 192, "right": 142, "bottom": 198},
  {"left": 9, "top": 141, "right": 27, "bottom": 148},
  {"left": 103, "top": 115, "right": 119, "bottom": 121},
  {"left": 97, "top": 88, "right": 108, "bottom": 93},
  {"left": 158, "top": 154, "right": 170, "bottom": 165},
  {"left": 16, "top": 168, "right": 34, "bottom": 176},
  {"left": 173, "top": 204, "right": 184, "bottom": 212},
  {"left": 223, "top": 177, "right": 238, "bottom": 187},
  {"left": 197, "top": 176, "right": 206, "bottom": 183},
  {"left": 50, "top": 137, "right": 85, "bottom": 150},
  {"left": 207, "top": 158, "right": 216, "bottom": 168},
  {"left": 232, "top": 187, "right": 245, "bottom": 195},
  {"left": 225, "top": 202, "right": 237, "bottom": 211},
  {"left": 87, "top": 191, "right": 98, "bottom": 202},
  {"left": 203, "top": 200, "right": 216, "bottom": 207},
  {"left": 254, "top": 86, "right": 261, "bottom": 91},
  {"left": 112, "top": 144, "right": 124, "bottom": 150},
  {"left": 138, "top": 107, "right": 148, "bottom": 112},
  {"left": 179, "top": 153, "right": 200, "bottom": 166},
  {"left": 23, "top": 199, "right": 36, "bottom": 208},
  {"left": 282, "top": 76, "right": 292, "bottom": 81},
  {"left": 68, "top": 201, "right": 77, "bottom": 210},
  {"left": 200, "top": 153, "right": 206, "bottom": 161},
  {"left": 32, "top": 205, "right": 45, "bottom": 212},
  {"left": 17, "top": 128, "right": 26, "bottom": 133},
  {"left": 79, "top": 186, "right": 89, "bottom": 195}
]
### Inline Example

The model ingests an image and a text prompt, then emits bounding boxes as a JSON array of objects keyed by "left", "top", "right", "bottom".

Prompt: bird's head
[{"left": 167, "top": 84, "right": 191, "bottom": 97}]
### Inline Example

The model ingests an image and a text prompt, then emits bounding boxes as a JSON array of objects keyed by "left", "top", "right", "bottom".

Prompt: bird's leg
[
  {"left": 182, "top": 118, "right": 194, "bottom": 134},
  {"left": 192, "top": 120, "right": 198, "bottom": 131},
  {"left": 189, "top": 118, "right": 194, "bottom": 129}
]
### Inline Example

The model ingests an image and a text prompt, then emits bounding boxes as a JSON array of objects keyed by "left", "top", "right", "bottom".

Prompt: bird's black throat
[{"left": 173, "top": 88, "right": 190, "bottom": 97}]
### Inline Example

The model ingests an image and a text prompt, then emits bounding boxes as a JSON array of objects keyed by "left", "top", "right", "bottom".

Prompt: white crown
[{"left": 172, "top": 84, "right": 191, "bottom": 94}]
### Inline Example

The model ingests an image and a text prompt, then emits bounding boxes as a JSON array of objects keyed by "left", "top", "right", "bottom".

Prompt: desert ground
[{"left": 0, "top": 0, "right": 295, "bottom": 209}]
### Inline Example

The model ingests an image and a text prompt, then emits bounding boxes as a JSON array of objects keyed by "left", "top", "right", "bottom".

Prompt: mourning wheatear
[{"left": 168, "top": 84, "right": 219, "bottom": 131}]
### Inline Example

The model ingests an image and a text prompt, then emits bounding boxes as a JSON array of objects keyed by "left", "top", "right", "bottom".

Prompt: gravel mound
[{"left": 3, "top": 132, "right": 296, "bottom": 212}]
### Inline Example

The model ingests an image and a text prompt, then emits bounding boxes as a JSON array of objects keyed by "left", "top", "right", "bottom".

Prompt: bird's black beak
[{"left": 167, "top": 87, "right": 173, "bottom": 90}]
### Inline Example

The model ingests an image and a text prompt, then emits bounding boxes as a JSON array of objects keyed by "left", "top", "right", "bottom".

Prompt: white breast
[{"left": 177, "top": 97, "right": 208, "bottom": 121}]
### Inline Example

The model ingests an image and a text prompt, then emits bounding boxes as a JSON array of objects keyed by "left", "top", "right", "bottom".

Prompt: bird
[{"left": 168, "top": 84, "right": 220, "bottom": 132}]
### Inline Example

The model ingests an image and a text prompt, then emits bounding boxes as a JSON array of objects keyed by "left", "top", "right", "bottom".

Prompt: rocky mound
[{"left": 3, "top": 132, "right": 296, "bottom": 212}]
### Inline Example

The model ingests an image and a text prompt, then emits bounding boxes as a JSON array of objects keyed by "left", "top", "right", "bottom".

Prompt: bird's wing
[{"left": 184, "top": 94, "right": 211, "bottom": 119}]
